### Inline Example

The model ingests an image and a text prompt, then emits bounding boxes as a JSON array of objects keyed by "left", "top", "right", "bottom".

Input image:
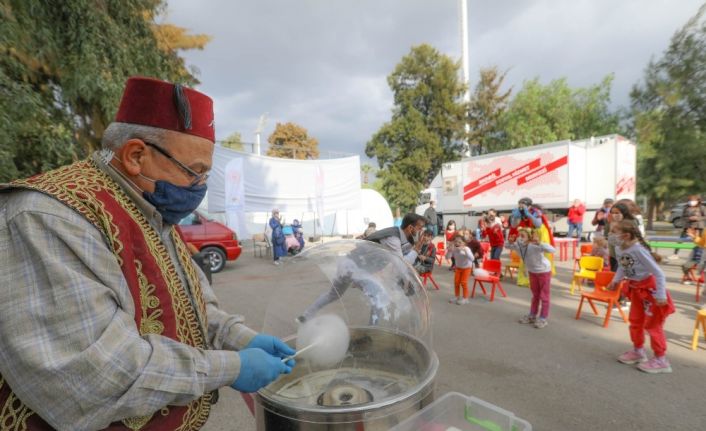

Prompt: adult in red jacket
[
  {"left": 483, "top": 214, "right": 505, "bottom": 260},
  {"left": 567, "top": 199, "right": 586, "bottom": 241}
]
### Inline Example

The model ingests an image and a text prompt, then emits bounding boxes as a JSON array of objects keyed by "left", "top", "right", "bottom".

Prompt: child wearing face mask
[
  {"left": 609, "top": 220, "right": 674, "bottom": 374},
  {"left": 606, "top": 202, "right": 639, "bottom": 271},
  {"left": 446, "top": 234, "right": 474, "bottom": 305},
  {"left": 507, "top": 228, "right": 556, "bottom": 328}
]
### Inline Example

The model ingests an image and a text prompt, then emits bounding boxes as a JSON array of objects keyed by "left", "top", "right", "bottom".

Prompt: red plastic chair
[
  {"left": 435, "top": 241, "right": 445, "bottom": 265},
  {"left": 480, "top": 241, "right": 491, "bottom": 262},
  {"left": 471, "top": 259, "right": 506, "bottom": 302},
  {"left": 573, "top": 244, "right": 593, "bottom": 271},
  {"left": 420, "top": 271, "right": 440, "bottom": 290},
  {"left": 575, "top": 271, "right": 628, "bottom": 327}
]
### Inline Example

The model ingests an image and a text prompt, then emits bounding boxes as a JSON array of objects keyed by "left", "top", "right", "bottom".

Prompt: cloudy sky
[{"left": 166, "top": 0, "right": 703, "bottom": 160}]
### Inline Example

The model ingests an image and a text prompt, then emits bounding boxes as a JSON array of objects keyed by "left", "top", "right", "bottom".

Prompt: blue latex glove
[
  {"left": 231, "top": 348, "right": 292, "bottom": 393},
  {"left": 245, "top": 333, "right": 297, "bottom": 368}
]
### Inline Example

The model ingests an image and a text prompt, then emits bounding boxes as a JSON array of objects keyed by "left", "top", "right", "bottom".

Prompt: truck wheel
[
  {"left": 202, "top": 246, "right": 226, "bottom": 273},
  {"left": 672, "top": 217, "right": 684, "bottom": 229}
]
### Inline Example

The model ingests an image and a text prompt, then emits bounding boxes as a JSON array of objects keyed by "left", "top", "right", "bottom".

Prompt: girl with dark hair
[{"left": 610, "top": 220, "right": 674, "bottom": 374}]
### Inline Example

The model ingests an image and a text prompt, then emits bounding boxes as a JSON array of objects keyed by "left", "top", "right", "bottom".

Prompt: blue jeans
[
  {"left": 426, "top": 224, "right": 438, "bottom": 237},
  {"left": 490, "top": 246, "right": 503, "bottom": 260},
  {"left": 567, "top": 222, "right": 582, "bottom": 240}
]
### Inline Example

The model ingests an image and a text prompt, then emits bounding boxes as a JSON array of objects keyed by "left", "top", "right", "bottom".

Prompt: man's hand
[
  {"left": 231, "top": 348, "right": 291, "bottom": 393},
  {"left": 655, "top": 297, "right": 668, "bottom": 306},
  {"left": 245, "top": 334, "right": 296, "bottom": 367}
]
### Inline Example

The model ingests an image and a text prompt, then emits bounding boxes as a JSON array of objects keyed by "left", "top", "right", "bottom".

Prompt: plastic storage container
[{"left": 390, "top": 391, "right": 532, "bottom": 431}]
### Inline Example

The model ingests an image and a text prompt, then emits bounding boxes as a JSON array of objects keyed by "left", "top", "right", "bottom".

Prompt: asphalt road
[{"left": 203, "top": 241, "right": 706, "bottom": 431}]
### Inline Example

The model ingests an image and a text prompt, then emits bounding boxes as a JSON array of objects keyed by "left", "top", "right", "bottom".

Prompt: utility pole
[
  {"left": 254, "top": 113, "right": 268, "bottom": 155},
  {"left": 459, "top": 0, "right": 471, "bottom": 157}
]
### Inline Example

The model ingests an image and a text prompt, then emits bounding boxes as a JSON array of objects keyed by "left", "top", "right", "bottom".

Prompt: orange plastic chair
[
  {"left": 420, "top": 271, "right": 440, "bottom": 290},
  {"left": 573, "top": 244, "right": 593, "bottom": 271},
  {"left": 471, "top": 259, "right": 506, "bottom": 302},
  {"left": 435, "top": 241, "right": 445, "bottom": 265},
  {"left": 575, "top": 271, "right": 628, "bottom": 327},
  {"left": 571, "top": 256, "right": 604, "bottom": 295},
  {"left": 503, "top": 250, "right": 521, "bottom": 280}
]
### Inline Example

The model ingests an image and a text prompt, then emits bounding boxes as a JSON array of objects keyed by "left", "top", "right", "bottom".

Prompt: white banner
[{"left": 224, "top": 158, "right": 248, "bottom": 237}]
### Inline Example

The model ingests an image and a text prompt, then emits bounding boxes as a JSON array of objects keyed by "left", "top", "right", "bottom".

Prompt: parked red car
[{"left": 177, "top": 211, "right": 242, "bottom": 273}]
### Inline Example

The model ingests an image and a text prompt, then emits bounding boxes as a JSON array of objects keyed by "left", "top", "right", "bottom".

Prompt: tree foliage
[
  {"left": 467, "top": 66, "right": 512, "bottom": 155},
  {"left": 0, "top": 1, "right": 210, "bottom": 182},
  {"left": 221, "top": 131, "right": 244, "bottom": 152},
  {"left": 630, "top": 4, "right": 706, "bottom": 224},
  {"left": 366, "top": 44, "right": 468, "bottom": 211},
  {"left": 500, "top": 75, "right": 619, "bottom": 148},
  {"left": 266, "top": 122, "right": 320, "bottom": 159}
]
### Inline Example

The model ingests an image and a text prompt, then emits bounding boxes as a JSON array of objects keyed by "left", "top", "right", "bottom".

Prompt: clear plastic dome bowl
[{"left": 256, "top": 240, "right": 437, "bottom": 427}]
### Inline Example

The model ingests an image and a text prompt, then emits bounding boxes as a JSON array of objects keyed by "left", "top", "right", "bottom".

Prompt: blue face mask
[{"left": 142, "top": 179, "right": 207, "bottom": 225}]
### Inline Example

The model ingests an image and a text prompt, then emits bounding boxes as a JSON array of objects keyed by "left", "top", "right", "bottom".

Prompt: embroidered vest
[{"left": 0, "top": 160, "right": 213, "bottom": 431}]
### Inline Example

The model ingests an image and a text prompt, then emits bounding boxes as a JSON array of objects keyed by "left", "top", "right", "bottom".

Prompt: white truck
[{"left": 416, "top": 134, "right": 637, "bottom": 239}]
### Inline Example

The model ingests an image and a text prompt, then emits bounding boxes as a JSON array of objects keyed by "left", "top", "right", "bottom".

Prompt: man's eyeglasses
[{"left": 144, "top": 141, "right": 209, "bottom": 186}]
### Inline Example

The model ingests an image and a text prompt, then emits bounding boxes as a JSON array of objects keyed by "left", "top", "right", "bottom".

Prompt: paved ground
[{"left": 203, "top": 240, "right": 706, "bottom": 431}]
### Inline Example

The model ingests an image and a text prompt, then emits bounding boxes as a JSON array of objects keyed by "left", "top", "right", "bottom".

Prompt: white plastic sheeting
[{"left": 207, "top": 146, "right": 383, "bottom": 238}]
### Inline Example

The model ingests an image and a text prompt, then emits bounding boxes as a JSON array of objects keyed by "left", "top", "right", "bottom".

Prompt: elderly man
[{"left": 0, "top": 77, "right": 294, "bottom": 430}]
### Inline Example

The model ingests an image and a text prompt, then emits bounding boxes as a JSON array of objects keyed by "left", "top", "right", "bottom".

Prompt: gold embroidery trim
[
  {"left": 134, "top": 260, "right": 165, "bottom": 335},
  {"left": 0, "top": 390, "right": 34, "bottom": 431}
]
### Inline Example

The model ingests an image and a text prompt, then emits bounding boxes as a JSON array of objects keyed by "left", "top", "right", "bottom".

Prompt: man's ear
[{"left": 116, "top": 139, "right": 148, "bottom": 176}]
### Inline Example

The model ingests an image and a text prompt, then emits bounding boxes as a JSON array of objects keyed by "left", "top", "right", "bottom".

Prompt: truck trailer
[{"left": 416, "top": 134, "right": 636, "bottom": 238}]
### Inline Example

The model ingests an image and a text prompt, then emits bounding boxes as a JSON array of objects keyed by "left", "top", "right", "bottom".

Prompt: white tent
[{"left": 208, "top": 146, "right": 383, "bottom": 238}]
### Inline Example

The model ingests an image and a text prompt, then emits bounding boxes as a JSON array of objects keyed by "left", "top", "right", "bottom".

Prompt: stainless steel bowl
[{"left": 255, "top": 327, "right": 438, "bottom": 430}]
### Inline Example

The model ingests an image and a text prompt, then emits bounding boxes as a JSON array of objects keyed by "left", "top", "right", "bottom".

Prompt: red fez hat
[{"left": 115, "top": 76, "right": 215, "bottom": 142}]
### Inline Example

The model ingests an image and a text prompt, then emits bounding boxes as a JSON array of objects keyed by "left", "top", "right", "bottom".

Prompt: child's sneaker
[
  {"left": 518, "top": 315, "right": 536, "bottom": 324},
  {"left": 456, "top": 298, "right": 469, "bottom": 305},
  {"left": 637, "top": 357, "right": 672, "bottom": 374},
  {"left": 534, "top": 318, "right": 548, "bottom": 329},
  {"left": 617, "top": 349, "right": 648, "bottom": 365},
  {"left": 449, "top": 296, "right": 460, "bottom": 304}
]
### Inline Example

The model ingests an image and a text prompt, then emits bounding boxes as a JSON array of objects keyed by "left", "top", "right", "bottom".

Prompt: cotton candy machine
[{"left": 254, "top": 240, "right": 438, "bottom": 430}]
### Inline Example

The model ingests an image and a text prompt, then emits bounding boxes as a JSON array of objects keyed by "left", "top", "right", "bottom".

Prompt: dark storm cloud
[{"left": 166, "top": 0, "right": 703, "bottom": 158}]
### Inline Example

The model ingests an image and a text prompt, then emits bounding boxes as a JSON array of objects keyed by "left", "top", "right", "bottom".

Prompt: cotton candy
[{"left": 296, "top": 314, "right": 350, "bottom": 367}]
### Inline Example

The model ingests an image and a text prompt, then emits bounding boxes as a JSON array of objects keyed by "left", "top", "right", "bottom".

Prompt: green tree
[
  {"left": 500, "top": 76, "right": 619, "bottom": 148},
  {"left": 360, "top": 163, "right": 375, "bottom": 186},
  {"left": 221, "top": 131, "right": 244, "bottom": 152},
  {"left": 366, "top": 44, "right": 468, "bottom": 211},
  {"left": 467, "top": 66, "right": 512, "bottom": 155},
  {"left": 266, "top": 122, "right": 320, "bottom": 159},
  {"left": 630, "top": 4, "right": 706, "bottom": 226},
  {"left": 0, "top": 1, "right": 210, "bottom": 182}
]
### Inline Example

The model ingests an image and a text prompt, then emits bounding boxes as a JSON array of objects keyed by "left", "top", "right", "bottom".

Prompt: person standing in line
[
  {"left": 423, "top": 200, "right": 439, "bottom": 237},
  {"left": 269, "top": 208, "right": 287, "bottom": 265},
  {"left": 592, "top": 198, "right": 614, "bottom": 236},
  {"left": 567, "top": 199, "right": 586, "bottom": 241},
  {"left": 671, "top": 195, "right": 705, "bottom": 260},
  {"left": 609, "top": 220, "right": 675, "bottom": 374},
  {"left": 507, "top": 228, "right": 556, "bottom": 329},
  {"left": 445, "top": 219, "right": 457, "bottom": 269},
  {"left": 414, "top": 230, "right": 437, "bottom": 275},
  {"left": 446, "top": 235, "right": 474, "bottom": 305},
  {"left": 483, "top": 213, "right": 505, "bottom": 260}
]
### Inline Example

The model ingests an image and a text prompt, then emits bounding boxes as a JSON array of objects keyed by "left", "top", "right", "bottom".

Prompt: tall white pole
[
  {"left": 459, "top": 0, "right": 471, "bottom": 157},
  {"left": 254, "top": 113, "right": 268, "bottom": 156}
]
